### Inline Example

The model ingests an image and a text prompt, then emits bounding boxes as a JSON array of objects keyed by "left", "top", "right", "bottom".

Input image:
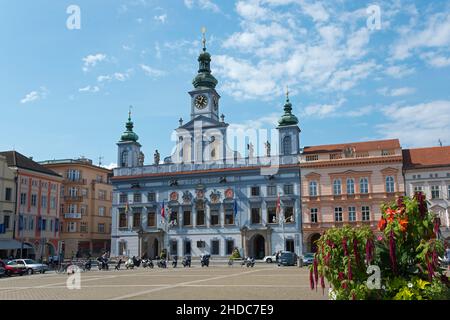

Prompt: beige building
[
  {"left": 0, "top": 154, "right": 17, "bottom": 258},
  {"left": 300, "top": 139, "right": 405, "bottom": 252},
  {"left": 41, "top": 158, "right": 112, "bottom": 258}
]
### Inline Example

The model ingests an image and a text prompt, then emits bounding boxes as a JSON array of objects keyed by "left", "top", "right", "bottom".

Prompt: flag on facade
[
  {"left": 233, "top": 198, "right": 238, "bottom": 217},
  {"left": 276, "top": 193, "right": 281, "bottom": 214},
  {"left": 161, "top": 200, "right": 166, "bottom": 219}
]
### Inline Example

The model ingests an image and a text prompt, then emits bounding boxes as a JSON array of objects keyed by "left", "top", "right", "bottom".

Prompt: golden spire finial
[{"left": 201, "top": 26, "right": 207, "bottom": 51}]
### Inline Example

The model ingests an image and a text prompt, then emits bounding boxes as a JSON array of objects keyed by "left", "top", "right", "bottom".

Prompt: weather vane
[
  {"left": 128, "top": 105, "right": 133, "bottom": 120},
  {"left": 201, "top": 26, "right": 207, "bottom": 51}
]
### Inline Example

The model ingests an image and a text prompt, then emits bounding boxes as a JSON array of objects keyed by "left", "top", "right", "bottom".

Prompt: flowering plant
[{"left": 311, "top": 194, "right": 449, "bottom": 300}]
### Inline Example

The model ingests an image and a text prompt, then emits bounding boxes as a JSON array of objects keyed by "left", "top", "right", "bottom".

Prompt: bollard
[{"left": 298, "top": 256, "right": 303, "bottom": 268}]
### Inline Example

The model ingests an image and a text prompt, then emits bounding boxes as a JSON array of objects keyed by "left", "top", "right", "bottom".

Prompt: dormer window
[{"left": 121, "top": 151, "right": 128, "bottom": 167}]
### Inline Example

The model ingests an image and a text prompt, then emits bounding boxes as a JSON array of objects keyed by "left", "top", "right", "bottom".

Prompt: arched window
[
  {"left": 333, "top": 179, "right": 342, "bottom": 195},
  {"left": 386, "top": 176, "right": 395, "bottom": 193},
  {"left": 121, "top": 150, "right": 128, "bottom": 167},
  {"left": 360, "top": 177, "right": 369, "bottom": 194},
  {"left": 346, "top": 178, "right": 355, "bottom": 195},
  {"left": 309, "top": 181, "right": 318, "bottom": 196},
  {"left": 283, "top": 136, "right": 292, "bottom": 155}
]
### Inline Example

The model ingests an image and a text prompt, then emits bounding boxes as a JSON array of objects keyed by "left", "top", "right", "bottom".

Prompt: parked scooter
[
  {"left": 200, "top": 254, "right": 210, "bottom": 267},
  {"left": 246, "top": 257, "right": 255, "bottom": 268},
  {"left": 182, "top": 256, "right": 191, "bottom": 268},
  {"left": 97, "top": 257, "right": 109, "bottom": 270},
  {"left": 132, "top": 256, "right": 141, "bottom": 267},
  {"left": 172, "top": 256, "right": 178, "bottom": 268},
  {"left": 125, "top": 258, "right": 135, "bottom": 269},
  {"left": 157, "top": 259, "right": 167, "bottom": 268}
]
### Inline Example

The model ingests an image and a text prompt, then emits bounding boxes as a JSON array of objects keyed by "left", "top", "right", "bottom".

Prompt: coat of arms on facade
[
  {"left": 170, "top": 191, "right": 178, "bottom": 202},
  {"left": 209, "top": 190, "right": 221, "bottom": 204},
  {"left": 196, "top": 189, "right": 205, "bottom": 199},
  {"left": 225, "top": 188, "right": 234, "bottom": 199},
  {"left": 182, "top": 191, "right": 192, "bottom": 203},
  {"left": 343, "top": 146, "right": 356, "bottom": 158}
]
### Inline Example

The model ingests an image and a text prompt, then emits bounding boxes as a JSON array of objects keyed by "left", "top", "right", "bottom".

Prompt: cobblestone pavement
[{"left": 0, "top": 263, "right": 328, "bottom": 300}]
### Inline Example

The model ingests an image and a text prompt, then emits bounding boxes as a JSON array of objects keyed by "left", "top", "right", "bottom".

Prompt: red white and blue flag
[{"left": 161, "top": 200, "right": 166, "bottom": 221}]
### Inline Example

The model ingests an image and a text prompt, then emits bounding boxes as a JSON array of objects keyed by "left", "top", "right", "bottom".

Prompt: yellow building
[
  {"left": 0, "top": 154, "right": 17, "bottom": 258},
  {"left": 40, "top": 158, "right": 112, "bottom": 258}
]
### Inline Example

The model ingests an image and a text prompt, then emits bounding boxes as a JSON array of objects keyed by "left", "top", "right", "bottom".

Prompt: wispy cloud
[
  {"left": 140, "top": 64, "right": 166, "bottom": 78},
  {"left": 20, "top": 87, "right": 48, "bottom": 104},
  {"left": 82, "top": 53, "right": 106, "bottom": 72},
  {"left": 378, "top": 87, "right": 416, "bottom": 97},
  {"left": 97, "top": 70, "right": 132, "bottom": 83},
  {"left": 184, "top": 0, "right": 220, "bottom": 13},
  {"left": 384, "top": 65, "right": 416, "bottom": 78},
  {"left": 154, "top": 14, "right": 167, "bottom": 23},
  {"left": 79, "top": 85, "right": 100, "bottom": 93}
]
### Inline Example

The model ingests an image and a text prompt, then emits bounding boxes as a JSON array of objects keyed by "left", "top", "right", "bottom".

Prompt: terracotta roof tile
[
  {"left": 302, "top": 139, "right": 401, "bottom": 154},
  {"left": 402, "top": 146, "right": 450, "bottom": 169}
]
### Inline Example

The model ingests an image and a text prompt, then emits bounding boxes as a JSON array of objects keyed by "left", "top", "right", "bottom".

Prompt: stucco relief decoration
[
  {"left": 170, "top": 191, "right": 178, "bottom": 202},
  {"left": 209, "top": 189, "right": 221, "bottom": 204},
  {"left": 225, "top": 188, "right": 234, "bottom": 199},
  {"left": 182, "top": 191, "right": 192, "bottom": 203},
  {"left": 344, "top": 146, "right": 356, "bottom": 158},
  {"left": 196, "top": 189, "right": 205, "bottom": 200}
]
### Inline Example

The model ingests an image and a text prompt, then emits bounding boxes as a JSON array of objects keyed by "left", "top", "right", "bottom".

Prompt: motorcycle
[
  {"left": 84, "top": 259, "right": 92, "bottom": 271},
  {"left": 200, "top": 254, "right": 210, "bottom": 267},
  {"left": 241, "top": 257, "right": 255, "bottom": 268},
  {"left": 97, "top": 257, "right": 109, "bottom": 271},
  {"left": 157, "top": 259, "right": 167, "bottom": 268},
  {"left": 172, "top": 256, "right": 178, "bottom": 268},
  {"left": 132, "top": 256, "right": 141, "bottom": 268},
  {"left": 125, "top": 258, "right": 134, "bottom": 269},
  {"left": 182, "top": 256, "right": 191, "bottom": 268}
]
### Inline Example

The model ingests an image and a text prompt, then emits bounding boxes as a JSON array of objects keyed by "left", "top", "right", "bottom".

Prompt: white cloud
[
  {"left": 140, "top": 64, "right": 166, "bottom": 78},
  {"left": 378, "top": 100, "right": 450, "bottom": 147},
  {"left": 303, "top": 98, "right": 346, "bottom": 118},
  {"left": 82, "top": 53, "right": 106, "bottom": 72},
  {"left": 154, "top": 14, "right": 167, "bottom": 23},
  {"left": 20, "top": 87, "right": 48, "bottom": 104},
  {"left": 79, "top": 86, "right": 100, "bottom": 93},
  {"left": 298, "top": 0, "right": 329, "bottom": 23},
  {"left": 184, "top": 0, "right": 194, "bottom": 9},
  {"left": 420, "top": 52, "right": 450, "bottom": 68},
  {"left": 384, "top": 65, "right": 415, "bottom": 78},
  {"left": 378, "top": 87, "right": 416, "bottom": 97},
  {"left": 102, "top": 163, "right": 117, "bottom": 170},
  {"left": 184, "top": 0, "right": 220, "bottom": 13},
  {"left": 344, "top": 106, "right": 374, "bottom": 117}
]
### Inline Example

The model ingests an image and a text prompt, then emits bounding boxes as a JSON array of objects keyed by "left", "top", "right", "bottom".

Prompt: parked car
[
  {"left": 263, "top": 253, "right": 277, "bottom": 263},
  {"left": 0, "top": 265, "right": 5, "bottom": 278},
  {"left": 302, "top": 253, "right": 315, "bottom": 266},
  {"left": 0, "top": 259, "right": 26, "bottom": 276},
  {"left": 13, "top": 259, "right": 49, "bottom": 275},
  {"left": 277, "top": 251, "right": 297, "bottom": 266}
]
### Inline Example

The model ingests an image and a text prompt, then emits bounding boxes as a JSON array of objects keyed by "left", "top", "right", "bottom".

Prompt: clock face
[{"left": 195, "top": 95, "right": 208, "bottom": 109}]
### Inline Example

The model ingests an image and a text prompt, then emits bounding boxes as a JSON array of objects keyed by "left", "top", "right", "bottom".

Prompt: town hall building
[{"left": 110, "top": 36, "right": 303, "bottom": 259}]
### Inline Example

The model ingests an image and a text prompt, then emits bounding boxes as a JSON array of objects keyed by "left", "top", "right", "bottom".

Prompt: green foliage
[{"left": 311, "top": 195, "right": 449, "bottom": 300}]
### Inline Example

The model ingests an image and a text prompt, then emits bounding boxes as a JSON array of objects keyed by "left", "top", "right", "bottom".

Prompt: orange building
[
  {"left": 300, "top": 139, "right": 404, "bottom": 252},
  {"left": 40, "top": 158, "right": 112, "bottom": 258}
]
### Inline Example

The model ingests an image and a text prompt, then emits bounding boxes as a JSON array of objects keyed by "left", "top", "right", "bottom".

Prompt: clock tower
[{"left": 189, "top": 28, "right": 220, "bottom": 121}]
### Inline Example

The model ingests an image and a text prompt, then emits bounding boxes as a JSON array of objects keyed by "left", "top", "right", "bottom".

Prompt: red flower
[
  {"left": 399, "top": 219, "right": 408, "bottom": 232},
  {"left": 310, "top": 268, "right": 315, "bottom": 290},
  {"left": 378, "top": 218, "right": 387, "bottom": 231}
]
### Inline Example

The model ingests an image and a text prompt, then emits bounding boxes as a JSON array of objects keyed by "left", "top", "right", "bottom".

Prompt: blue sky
[{"left": 1, "top": 0, "right": 450, "bottom": 168}]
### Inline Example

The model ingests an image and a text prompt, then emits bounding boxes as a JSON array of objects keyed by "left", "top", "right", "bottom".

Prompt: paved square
[{"left": 0, "top": 263, "right": 328, "bottom": 300}]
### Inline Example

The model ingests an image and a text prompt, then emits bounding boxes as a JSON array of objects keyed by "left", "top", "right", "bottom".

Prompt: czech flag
[
  {"left": 276, "top": 193, "right": 281, "bottom": 215},
  {"left": 161, "top": 200, "right": 165, "bottom": 219}
]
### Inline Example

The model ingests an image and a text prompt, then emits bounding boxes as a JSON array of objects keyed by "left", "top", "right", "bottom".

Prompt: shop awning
[{"left": 0, "top": 240, "right": 32, "bottom": 250}]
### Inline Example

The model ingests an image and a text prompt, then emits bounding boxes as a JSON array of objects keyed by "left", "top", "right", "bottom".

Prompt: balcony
[
  {"left": 64, "top": 195, "right": 84, "bottom": 202},
  {"left": 64, "top": 213, "right": 82, "bottom": 219},
  {"left": 64, "top": 178, "right": 87, "bottom": 185}
]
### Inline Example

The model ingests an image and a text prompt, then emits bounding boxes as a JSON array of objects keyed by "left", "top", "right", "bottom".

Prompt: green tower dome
[
  {"left": 192, "top": 29, "right": 218, "bottom": 89},
  {"left": 120, "top": 110, "right": 139, "bottom": 142},
  {"left": 278, "top": 89, "right": 299, "bottom": 127}
]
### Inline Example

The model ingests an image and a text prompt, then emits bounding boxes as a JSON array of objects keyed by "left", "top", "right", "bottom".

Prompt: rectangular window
[
  {"left": 285, "top": 207, "right": 294, "bottom": 222},
  {"left": 267, "top": 185, "right": 277, "bottom": 196},
  {"left": 183, "top": 211, "right": 191, "bottom": 226},
  {"left": 41, "top": 219, "right": 47, "bottom": 231},
  {"left": 310, "top": 208, "right": 318, "bottom": 223},
  {"left": 69, "top": 187, "right": 78, "bottom": 197},
  {"left": 4, "top": 215, "right": 10, "bottom": 229},
  {"left": 50, "top": 220, "right": 53, "bottom": 232},
  {"left": 431, "top": 186, "right": 440, "bottom": 199},
  {"left": 69, "top": 204, "right": 77, "bottom": 213},
  {"left": 147, "top": 212, "right": 156, "bottom": 227},
  {"left": 348, "top": 206, "right": 356, "bottom": 222},
  {"left": 184, "top": 240, "right": 191, "bottom": 255},
  {"left": 251, "top": 208, "right": 261, "bottom": 224},
  {"left": 31, "top": 194, "right": 37, "bottom": 207},
  {"left": 82, "top": 188, "right": 88, "bottom": 197},
  {"left": 333, "top": 180, "right": 341, "bottom": 195},
  {"left": 98, "top": 206, "right": 105, "bottom": 216},
  {"left": 210, "top": 209, "right": 219, "bottom": 226},
  {"left": 99, "top": 190, "right": 107, "bottom": 200},
  {"left": 309, "top": 181, "right": 318, "bottom": 197},
  {"left": 80, "top": 222, "right": 88, "bottom": 233},
  {"left": 251, "top": 186, "right": 260, "bottom": 196},
  {"left": 196, "top": 210, "right": 205, "bottom": 226},
  {"left": 360, "top": 178, "right": 369, "bottom": 194},
  {"left": 211, "top": 240, "right": 220, "bottom": 255},
  {"left": 147, "top": 192, "right": 156, "bottom": 202},
  {"left": 98, "top": 223, "right": 105, "bottom": 233},
  {"left": 268, "top": 207, "right": 277, "bottom": 224},
  {"left": 225, "top": 208, "right": 234, "bottom": 225},
  {"left": 29, "top": 217, "right": 34, "bottom": 230},
  {"left": 283, "top": 184, "right": 294, "bottom": 195},
  {"left": 41, "top": 196, "right": 47, "bottom": 209},
  {"left": 226, "top": 240, "right": 234, "bottom": 255},
  {"left": 362, "top": 206, "right": 370, "bottom": 221},
  {"left": 119, "top": 194, "right": 128, "bottom": 204},
  {"left": 5, "top": 188, "right": 12, "bottom": 201},
  {"left": 50, "top": 197, "right": 56, "bottom": 209},
  {"left": 133, "top": 210, "right": 141, "bottom": 228},
  {"left": 414, "top": 185, "right": 424, "bottom": 193},
  {"left": 20, "top": 193, "right": 26, "bottom": 205},
  {"left": 68, "top": 222, "right": 77, "bottom": 233},
  {"left": 334, "top": 207, "right": 343, "bottom": 222},
  {"left": 80, "top": 205, "right": 87, "bottom": 215},
  {"left": 119, "top": 210, "right": 127, "bottom": 228},
  {"left": 133, "top": 193, "right": 142, "bottom": 203},
  {"left": 67, "top": 169, "right": 80, "bottom": 182}
]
